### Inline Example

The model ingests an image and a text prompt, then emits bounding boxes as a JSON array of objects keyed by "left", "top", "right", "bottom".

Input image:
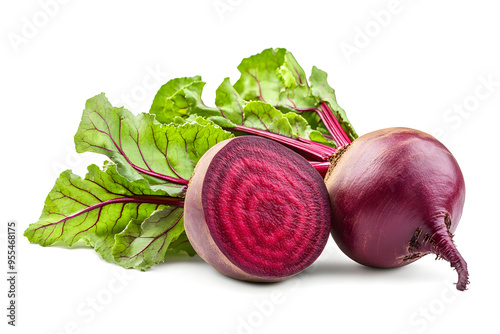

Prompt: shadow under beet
[{"left": 304, "top": 256, "right": 448, "bottom": 284}]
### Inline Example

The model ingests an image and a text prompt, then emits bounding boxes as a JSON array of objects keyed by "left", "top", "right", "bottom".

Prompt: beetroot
[
  {"left": 325, "top": 127, "right": 469, "bottom": 290},
  {"left": 184, "top": 136, "right": 331, "bottom": 281}
]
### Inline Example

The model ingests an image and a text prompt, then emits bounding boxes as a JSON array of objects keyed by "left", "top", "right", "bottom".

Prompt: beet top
[
  {"left": 184, "top": 136, "right": 332, "bottom": 282},
  {"left": 325, "top": 127, "right": 469, "bottom": 290}
]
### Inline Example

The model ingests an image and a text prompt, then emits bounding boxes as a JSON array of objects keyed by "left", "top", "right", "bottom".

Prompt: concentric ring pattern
[{"left": 202, "top": 137, "right": 331, "bottom": 278}]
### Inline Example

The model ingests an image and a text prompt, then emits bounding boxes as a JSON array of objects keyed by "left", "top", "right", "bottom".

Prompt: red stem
[
  {"left": 231, "top": 125, "right": 336, "bottom": 161},
  {"left": 309, "top": 161, "right": 330, "bottom": 177},
  {"left": 319, "top": 102, "right": 351, "bottom": 147}
]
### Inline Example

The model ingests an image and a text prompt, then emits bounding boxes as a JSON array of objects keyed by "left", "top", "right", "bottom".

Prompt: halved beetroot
[{"left": 184, "top": 136, "right": 331, "bottom": 282}]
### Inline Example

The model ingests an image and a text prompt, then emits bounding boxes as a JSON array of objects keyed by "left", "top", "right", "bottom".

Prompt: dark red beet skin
[
  {"left": 325, "top": 128, "right": 469, "bottom": 290},
  {"left": 184, "top": 136, "right": 331, "bottom": 282}
]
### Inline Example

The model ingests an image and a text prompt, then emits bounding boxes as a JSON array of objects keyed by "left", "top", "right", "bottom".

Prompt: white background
[{"left": 1, "top": 1, "right": 499, "bottom": 333}]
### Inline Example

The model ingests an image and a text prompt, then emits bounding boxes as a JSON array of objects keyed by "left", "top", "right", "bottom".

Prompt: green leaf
[
  {"left": 151, "top": 76, "right": 246, "bottom": 128},
  {"left": 26, "top": 91, "right": 234, "bottom": 270},
  {"left": 309, "top": 66, "right": 358, "bottom": 140},
  {"left": 75, "top": 93, "right": 233, "bottom": 195},
  {"left": 233, "top": 48, "right": 287, "bottom": 106},
  {"left": 23, "top": 164, "right": 182, "bottom": 263},
  {"left": 232, "top": 48, "right": 330, "bottom": 138},
  {"left": 232, "top": 48, "right": 357, "bottom": 143},
  {"left": 112, "top": 207, "right": 188, "bottom": 270},
  {"left": 233, "top": 48, "right": 318, "bottom": 112},
  {"left": 283, "top": 112, "right": 330, "bottom": 146},
  {"left": 151, "top": 76, "right": 331, "bottom": 146},
  {"left": 277, "top": 51, "right": 307, "bottom": 89},
  {"left": 149, "top": 76, "right": 200, "bottom": 123},
  {"left": 167, "top": 232, "right": 196, "bottom": 256},
  {"left": 150, "top": 77, "right": 217, "bottom": 124},
  {"left": 242, "top": 101, "right": 294, "bottom": 137},
  {"left": 173, "top": 114, "right": 214, "bottom": 126},
  {"left": 215, "top": 77, "right": 245, "bottom": 125}
]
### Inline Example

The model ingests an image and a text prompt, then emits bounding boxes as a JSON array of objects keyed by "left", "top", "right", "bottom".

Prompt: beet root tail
[{"left": 432, "top": 223, "right": 469, "bottom": 291}]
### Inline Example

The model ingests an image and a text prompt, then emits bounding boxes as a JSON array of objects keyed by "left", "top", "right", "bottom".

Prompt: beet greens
[{"left": 24, "top": 94, "right": 233, "bottom": 269}]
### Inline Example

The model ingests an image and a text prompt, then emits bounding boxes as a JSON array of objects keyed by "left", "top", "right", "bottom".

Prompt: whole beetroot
[{"left": 325, "top": 127, "right": 469, "bottom": 290}]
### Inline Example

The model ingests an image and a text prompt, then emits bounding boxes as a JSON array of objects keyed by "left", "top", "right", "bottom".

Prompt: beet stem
[
  {"left": 308, "top": 161, "right": 330, "bottom": 177},
  {"left": 319, "top": 102, "right": 351, "bottom": 147},
  {"left": 232, "top": 124, "right": 336, "bottom": 161}
]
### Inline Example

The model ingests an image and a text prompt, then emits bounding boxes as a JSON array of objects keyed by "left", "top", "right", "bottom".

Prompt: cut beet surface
[{"left": 184, "top": 136, "right": 331, "bottom": 282}]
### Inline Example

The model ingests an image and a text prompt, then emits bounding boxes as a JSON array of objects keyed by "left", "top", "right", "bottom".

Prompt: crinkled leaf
[
  {"left": 277, "top": 51, "right": 307, "bottom": 89},
  {"left": 233, "top": 48, "right": 317, "bottom": 112},
  {"left": 23, "top": 164, "right": 182, "bottom": 263},
  {"left": 214, "top": 80, "right": 329, "bottom": 144},
  {"left": 242, "top": 101, "right": 293, "bottom": 137},
  {"left": 25, "top": 91, "right": 229, "bottom": 269},
  {"left": 167, "top": 232, "right": 196, "bottom": 256},
  {"left": 233, "top": 48, "right": 357, "bottom": 142},
  {"left": 277, "top": 84, "right": 323, "bottom": 127},
  {"left": 172, "top": 114, "right": 213, "bottom": 126},
  {"left": 233, "top": 48, "right": 288, "bottom": 106},
  {"left": 150, "top": 77, "right": 218, "bottom": 124},
  {"left": 283, "top": 112, "right": 330, "bottom": 146},
  {"left": 149, "top": 49, "right": 356, "bottom": 145},
  {"left": 75, "top": 93, "right": 233, "bottom": 195},
  {"left": 215, "top": 77, "right": 245, "bottom": 125},
  {"left": 112, "top": 207, "right": 188, "bottom": 270},
  {"left": 150, "top": 77, "right": 330, "bottom": 148}
]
